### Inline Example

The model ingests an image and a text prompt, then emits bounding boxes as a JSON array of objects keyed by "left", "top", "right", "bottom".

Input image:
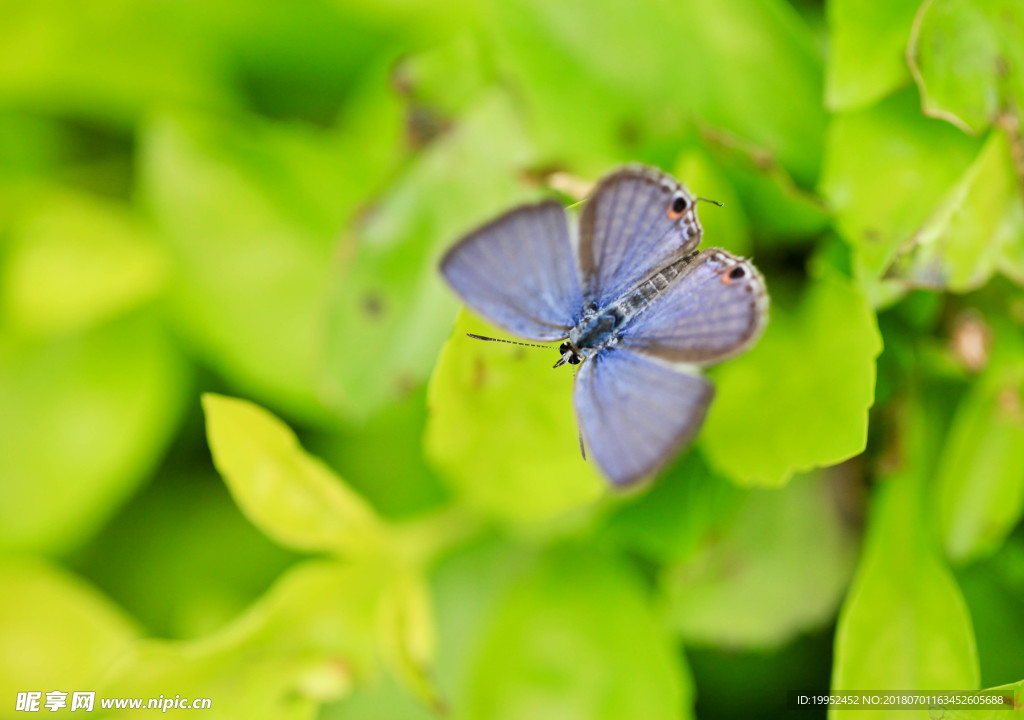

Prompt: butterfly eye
[{"left": 667, "top": 192, "right": 691, "bottom": 220}]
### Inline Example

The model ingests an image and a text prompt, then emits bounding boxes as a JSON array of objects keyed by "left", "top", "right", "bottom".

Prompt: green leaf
[
  {"left": 995, "top": 196, "right": 1024, "bottom": 287},
  {"left": 323, "top": 56, "right": 408, "bottom": 201},
  {"left": 676, "top": 0, "right": 826, "bottom": 185},
  {"left": 830, "top": 402, "right": 979, "bottom": 718},
  {"left": 140, "top": 106, "right": 397, "bottom": 423},
  {"left": 310, "top": 388, "right": 450, "bottom": 519},
  {"left": 100, "top": 559, "right": 389, "bottom": 720},
  {"left": 483, "top": 0, "right": 825, "bottom": 183},
  {"left": 603, "top": 450, "right": 742, "bottom": 565},
  {"left": 820, "top": 89, "right": 981, "bottom": 296},
  {"left": 424, "top": 311, "right": 603, "bottom": 524},
  {"left": 1, "top": 190, "right": 168, "bottom": 337},
  {"left": 701, "top": 272, "right": 882, "bottom": 487},
  {"left": 189, "top": 2, "right": 409, "bottom": 126},
  {"left": 888, "top": 129, "right": 1022, "bottom": 292},
  {"left": 377, "top": 569, "right": 441, "bottom": 710},
  {"left": 101, "top": 554, "right": 443, "bottom": 718},
  {"left": 825, "top": 0, "right": 920, "bottom": 111},
  {"left": 395, "top": 34, "right": 493, "bottom": 118},
  {"left": 663, "top": 474, "right": 858, "bottom": 648},
  {"left": 480, "top": 0, "right": 676, "bottom": 171},
  {"left": 0, "top": 110, "right": 66, "bottom": 185},
  {"left": 0, "top": 558, "right": 139, "bottom": 698},
  {"left": 203, "top": 396, "right": 450, "bottom": 704},
  {"left": 324, "top": 674, "right": 435, "bottom": 720},
  {"left": 0, "top": 313, "right": 187, "bottom": 554},
  {"left": 324, "top": 537, "right": 531, "bottom": 720},
  {"left": 71, "top": 469, "right": 300, "bottom": 640},
  {"left": 425, "top": 537, "right": 532, "bottom": 689},
  {"left": 0, "top": 0, "right": 231, "bottom": 124},
  {"left": 464, "top": 548, "right": 694, "bottom": 720},
  {"left": 701, "top": 130, "right": 831, "bottom": 245},
  {"left": 202, "top": 394, "right": 385, "bottom": 556},
  {"left": 325, "top": 92, "right": 535, "bottom": 420},
  {"left": 908, "top": 0, "right": 1024, "bottom": 134},
  {"left": 956, "top": 540, "right": 1024, "bottom": 694},
  {"left": 937, "top": 325, "right": 1024, "bottom": 564}
]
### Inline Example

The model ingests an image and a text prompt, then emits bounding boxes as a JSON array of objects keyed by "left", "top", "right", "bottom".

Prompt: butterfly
[{"left": 440, "top": 164, "right": 768, "bottom": 487}]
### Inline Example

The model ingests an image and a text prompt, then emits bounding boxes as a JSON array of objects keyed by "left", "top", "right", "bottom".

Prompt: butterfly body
[
  {"left": 563, "top": 250, "right": 697, "bottom": 365},
  {"left": 440, "top": 164, "right": 768, "bottom": 487}
]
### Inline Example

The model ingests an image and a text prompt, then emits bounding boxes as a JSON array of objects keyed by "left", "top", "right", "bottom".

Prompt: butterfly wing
[
  {"left": 440, "top": 200, "right": 583, "bottom": 340},
  {"left": 620, "top": 248, "right": 768, "bottom": 365},
  {"left": 578, "top": 164, "right": 703, "bottom": 308},
  {"left": 574, "top": 348, "right": 713, "bottom": 487}
]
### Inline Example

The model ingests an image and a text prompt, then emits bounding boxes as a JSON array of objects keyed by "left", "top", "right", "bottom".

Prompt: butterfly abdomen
[{"left": 615, "top": 254, "right": 692, "bottom": 319}]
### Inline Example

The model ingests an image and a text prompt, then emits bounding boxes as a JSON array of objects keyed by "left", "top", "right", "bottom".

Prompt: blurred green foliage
[{"left": 1, "top": 0, "right": 1023, "bottom": 719}]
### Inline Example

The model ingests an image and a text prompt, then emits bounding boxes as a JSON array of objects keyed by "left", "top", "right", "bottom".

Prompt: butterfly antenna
[
  {"left": 465, "top": 333, "right": 554, "bottom": 350},
  {"left": 696, "top": 196, "right": 724, "bottom": 207}
]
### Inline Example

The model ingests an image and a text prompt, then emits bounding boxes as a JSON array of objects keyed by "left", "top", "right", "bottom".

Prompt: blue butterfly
[{"left": 440, "top": 164, "right": 768, "bottom": 487}]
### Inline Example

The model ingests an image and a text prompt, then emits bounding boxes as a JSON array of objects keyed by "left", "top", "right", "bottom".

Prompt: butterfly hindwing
[
  {"left": 440, "top": 200, "right": 583, "bottom": 340},
  {"left": 574, "top": 348, "right": 714, "bottom": 487},
  {"left": 620, "top": 248, "right": 768, "bottom": 365},
  {"left": 578, "top": 164, "right": 703, "bottom": 308}
]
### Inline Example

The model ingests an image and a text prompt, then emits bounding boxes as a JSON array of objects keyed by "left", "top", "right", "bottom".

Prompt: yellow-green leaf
[
  {"left": 664, "top": 474, "right": 858, "bottom": 648},
  {"left": 0, "top": 558, "right": 139, "bottom": 699},
  {"left": 825, "top": 0, "right": 920, "bottom": 111},
  {"left": 326, "top": 92, "right": 535, "bottom": 421},
  {"left": 0, "top": 313, "right": 187, "bottom": 554},
  {"left": 830, "top": 402, "right": 979, "bottom": 719},
  {"left": 1, "top": 190, "right": 168, "bottom": 337},
  {"left": 909, "top": 0, "right": 1024, "bottom": 134},
  {"left": 424, "top": 311, "right": 603, "bottom": 524},
  {"left": 100, "top": 560, "right": 387, "bottom": 720},
  {"left": 820, "top": 89, "right": 981, "bottom": 295},
  {"left": 888, "top": 129, "right": 1021, "bottom": 292},
  {"left": 701, "top": 272, "right": 882, "bottom": 486},
  {"left": 465, "top": 548, "right": 694, "bottom": 720},
  {"left": 202, "top": 394, "right": 384, "bottom": 556},
  {"left": 937, "top": 325, "right": 1024, "bottom": 564}
]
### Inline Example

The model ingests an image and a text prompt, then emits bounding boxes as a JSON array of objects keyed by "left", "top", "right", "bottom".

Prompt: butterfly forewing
[
  {"left": 620, "top": 248, "right": 768, "bottom": 365},
  {"left": 440, "top": 200, "right": 583, "bottom": 340},
  {"left": 578, "top": 165, "right": 703, "bottom": 308},
  {"left": 574, "top": 348, "right": 714, "bottom": 487}
]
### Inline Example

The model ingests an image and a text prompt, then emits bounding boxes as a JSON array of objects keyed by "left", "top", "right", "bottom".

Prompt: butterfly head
[{"left": 554, "top": 340, "right": 582, "bottom": 368}]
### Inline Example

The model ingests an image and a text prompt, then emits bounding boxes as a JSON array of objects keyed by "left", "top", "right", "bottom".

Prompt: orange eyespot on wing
[
  {"left": 666, "top": 192, "right": 690, "bottom": 220},
  {"left": 721, "top": 265, "right": 747, "bottom": 285}
]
